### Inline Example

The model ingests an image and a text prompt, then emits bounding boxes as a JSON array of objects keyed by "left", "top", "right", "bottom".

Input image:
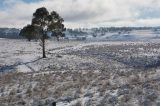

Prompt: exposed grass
[{"left": 1, "top": 41, "right": 160, "bottom": 105}]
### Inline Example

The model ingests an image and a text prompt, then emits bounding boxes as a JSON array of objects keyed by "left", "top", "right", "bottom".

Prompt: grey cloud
[
  {"left": 0, "top": 0, "right": 160, "bottom": 28},
  {"left": 63, "top": 10, "right": 104, "bottom": 22}
]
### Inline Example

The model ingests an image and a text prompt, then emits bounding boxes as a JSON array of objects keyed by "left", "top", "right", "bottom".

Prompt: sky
[{"left": 0, "top": 0, "right": 160, "bottom": 28}]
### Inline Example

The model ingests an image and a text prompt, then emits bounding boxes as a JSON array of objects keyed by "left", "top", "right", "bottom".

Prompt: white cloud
[{"left": 0, "top": 0, "right": 160, "bottom": 28}]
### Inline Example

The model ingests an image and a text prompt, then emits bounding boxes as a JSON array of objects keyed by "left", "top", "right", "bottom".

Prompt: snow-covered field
[{"left": 1, "top": 38, "right": 160, "bottom": 106}]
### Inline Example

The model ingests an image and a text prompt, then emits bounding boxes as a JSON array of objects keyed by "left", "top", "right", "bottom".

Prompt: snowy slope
[{"left": 1, "top": 38, "right": 160, "bottom": 106}]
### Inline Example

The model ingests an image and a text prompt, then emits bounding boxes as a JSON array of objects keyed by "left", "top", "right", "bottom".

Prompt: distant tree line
[
  {"left": 0, "top": 27, "right": 160, "bottom": 39},
  {"left": 0, "top": 28, "right": 20, "bottom": 39}
]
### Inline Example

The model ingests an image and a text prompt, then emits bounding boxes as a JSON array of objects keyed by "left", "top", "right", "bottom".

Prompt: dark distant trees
[
  {"left": 19, "top": 7, "right": 65, "bottom": 58},
  {"left": 0, "top": 28, "right": 20, "bottom": 39}
]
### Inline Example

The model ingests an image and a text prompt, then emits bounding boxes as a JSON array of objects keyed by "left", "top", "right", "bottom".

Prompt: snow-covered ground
[
  {"left": 0, "top": 39, "right": 85, "bottom": 72},
  {"left": 1, "top": 38, "right": 160, "bottom": 106}
]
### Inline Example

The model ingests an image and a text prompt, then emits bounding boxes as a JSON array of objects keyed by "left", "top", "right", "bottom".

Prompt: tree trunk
[
  {"left": 42, "top": 34, "right": 46, "bottom": 58},
  {"left": 57, "top": 36, "right": 59, "bottom": 41}
]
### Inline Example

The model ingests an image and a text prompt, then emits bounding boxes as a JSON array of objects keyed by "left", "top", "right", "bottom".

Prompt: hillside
[
  {"left": 1, "top": 39, "right": 160, "bottom": 106},
  {"left": 1, "top": 27, "right": 160, "bottom": 41}
]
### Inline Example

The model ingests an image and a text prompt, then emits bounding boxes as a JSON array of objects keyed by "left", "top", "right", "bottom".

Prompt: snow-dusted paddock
[
  {"left": 0, "top": 39, "right": 86, "bottom": 72},
  {"left": 1, "top": 38, "right": 160, "bottom": 106}
]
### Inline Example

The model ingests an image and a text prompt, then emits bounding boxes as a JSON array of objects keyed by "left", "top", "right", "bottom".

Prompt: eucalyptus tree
[{"left": 20, "top": 7, "right": 65, "bottom": 58}]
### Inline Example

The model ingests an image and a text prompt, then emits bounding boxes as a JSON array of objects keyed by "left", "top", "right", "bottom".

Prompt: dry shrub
[
  {"left": 128, "top": 74, "right": 141, "bottom": 85},
  {"left": 1, "top": 72, "right": 23, "bottom": 85}
]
